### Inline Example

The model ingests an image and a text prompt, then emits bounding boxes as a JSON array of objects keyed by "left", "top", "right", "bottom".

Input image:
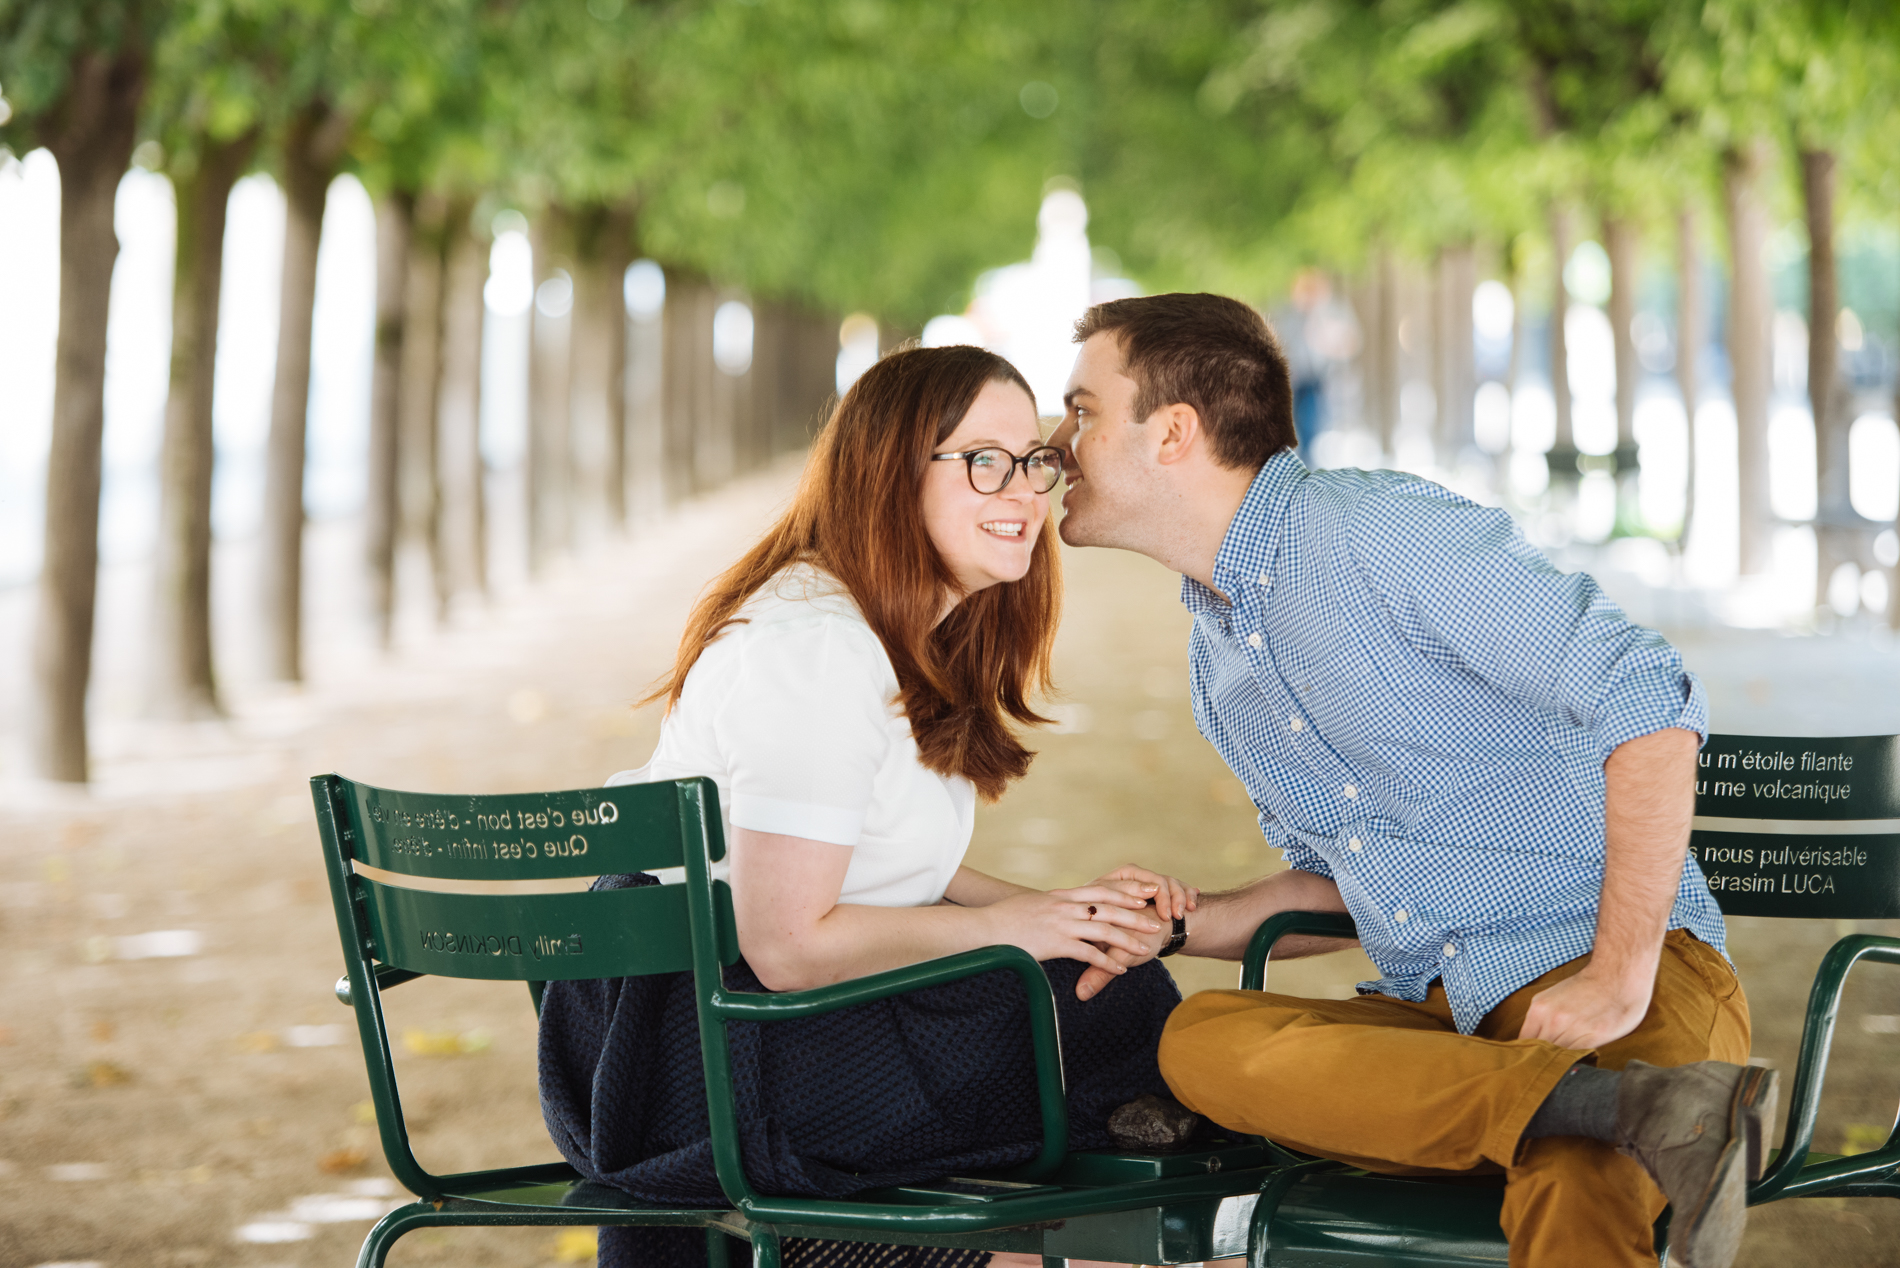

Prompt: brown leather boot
[{"left": 1614, "top": 1060, "right": 1779, "bottom": 1268}]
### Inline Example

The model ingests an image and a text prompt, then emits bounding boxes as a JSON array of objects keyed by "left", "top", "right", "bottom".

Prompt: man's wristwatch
[{"left": 1156, "top": 912, "right": 1188, "bottom": 958}]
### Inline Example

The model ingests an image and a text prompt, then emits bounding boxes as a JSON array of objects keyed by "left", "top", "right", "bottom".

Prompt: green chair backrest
[
  {"left": 313, "top": 772, "right": 741, "bottom": 1200},
  {"left": 1690, "top": 733, "right": 1900, "bottom": 920},
  {"left": 316, "top": 773, "right": 740, "bottom": 983}
]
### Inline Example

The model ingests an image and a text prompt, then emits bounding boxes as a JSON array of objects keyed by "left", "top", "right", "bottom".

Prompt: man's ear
[{"left": 1152, "top": 403, "right": 1205, "bottom": 467}]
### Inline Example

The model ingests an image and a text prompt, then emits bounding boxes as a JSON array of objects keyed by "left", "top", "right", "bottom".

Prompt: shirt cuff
[
  {"left": 1595, "top": 667, "right": 1709, "bottom": 759},
  {"left": 730, "top": 793, "right": 865, "bottom": 846},
  {"left": 1279, "top": 844, "right": 1335, "bottom": 879}
]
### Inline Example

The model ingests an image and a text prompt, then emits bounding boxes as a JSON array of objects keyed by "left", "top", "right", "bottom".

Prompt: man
[{"left": 1050, "top": 293, "right": 1773, "bottom": 1268}]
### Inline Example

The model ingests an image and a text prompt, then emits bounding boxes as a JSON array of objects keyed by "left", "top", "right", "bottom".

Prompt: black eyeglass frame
[{"left": 929, "top": 445, "right": 1066, "bottom": 495}]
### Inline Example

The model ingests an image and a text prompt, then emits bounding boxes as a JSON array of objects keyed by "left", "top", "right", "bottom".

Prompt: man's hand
[{"left": 1518, "top": 965, "right": 1652, "bottom": 1050}]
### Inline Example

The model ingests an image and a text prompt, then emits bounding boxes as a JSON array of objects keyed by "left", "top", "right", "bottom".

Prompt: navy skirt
[{"left": 538, "top": 874, "right": 1182, "bottom": 1268}]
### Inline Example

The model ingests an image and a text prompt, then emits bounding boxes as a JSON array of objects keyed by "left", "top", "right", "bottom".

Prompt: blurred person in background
[{"left": 1270, "top": 269, "right": 1354, "bottom": 464}]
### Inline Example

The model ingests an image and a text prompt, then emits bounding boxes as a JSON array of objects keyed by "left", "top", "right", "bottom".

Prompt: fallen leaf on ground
[
  {"left": 351, "top": 1100, "right": 379, "bottom": 1125},
  {"left": 1842, "top": 1122, "right": 1889, "bottom": 1156},
  {"left": 239, "top": 1031, "right": 280, "bottom": 1053},
  {"left": 552, "top": 1228, "right": 598, "bottom": 1262},
  {"left": 401, "top": 1028, "right": 491, "bottom": 1057},
  {"left": 90, "top": 1019, "right": 114, "bottom": 1042},
  {"left": 78, "top": 1060, "right": 132, "bottom": 1087},
  {"left": 319, "top": 1147, "right": 369, "bottom": 1174}
]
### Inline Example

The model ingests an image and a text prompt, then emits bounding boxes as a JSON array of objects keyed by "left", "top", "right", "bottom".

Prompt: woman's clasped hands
[{"left": 986, "top": 864, "right": 1198, "bottom": 997}]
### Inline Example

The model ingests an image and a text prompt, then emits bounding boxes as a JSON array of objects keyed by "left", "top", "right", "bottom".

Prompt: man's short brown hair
[{"left": 1073, "top": 293, "right": 1295, "bottom": 470}]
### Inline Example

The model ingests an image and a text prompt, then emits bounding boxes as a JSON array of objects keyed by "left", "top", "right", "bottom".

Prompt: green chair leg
[
  {"left": 1248, "top": 1159, "right": 1339, "bottom": 1268},
  {"left": 357, "top": 1201, "right": 448, "bottom": 1268},
  {"left": 752, "top": 1226, "right": 782, "bottom": 1268}
]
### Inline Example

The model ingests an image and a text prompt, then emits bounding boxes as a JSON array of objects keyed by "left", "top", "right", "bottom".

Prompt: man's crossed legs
[{"left": 1159, "top": 930, "right": 1753, "bottom": 1268}]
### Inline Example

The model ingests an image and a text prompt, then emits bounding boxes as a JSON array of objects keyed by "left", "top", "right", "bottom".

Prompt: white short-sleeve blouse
[{"left": 607, "top": 563, "right": 975, "bottom": 908}]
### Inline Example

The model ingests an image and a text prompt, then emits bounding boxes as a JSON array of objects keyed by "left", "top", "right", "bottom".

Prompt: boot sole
[{"left": 1672, "top": 1065, "right": 1779, "bottom": 1268}]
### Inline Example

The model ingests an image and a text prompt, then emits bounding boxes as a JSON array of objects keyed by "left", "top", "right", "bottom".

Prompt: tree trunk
[
  {"left": 1676, "top": 208, "right": 1702, "bottom": 549},
  {"left": 1603, "top": 214, "right": 1640, "bottom": 529},
  {"left": 148, "top": 126, "right": 256, "bottom": 719},
  {"left": 364, "top": 191, "right": 412, "bottom": 647},
  {"left": 1433, "top": 243, "right": 1475, "bottom": 462},
  {"left": 260, "top": 101, "right": 350, "bottom": 681},
  {"left": 688, "top": 283, "right": 729, "bottom": 492},
  {"left": 436, "top": 203, "right": 487, "bottom": 611},
  {"left": 1805, "top": 148, "right": 1855, "bottom": 607},
  {"left": 1370, "top": 249, "right": 1400, "bottom": 456},
  {"left": 1499, "top": 250, "right": 1523, "bottom": 494},
  {"left": 528, "top": 210, "right": 574, "bottom": 572},
  {"left": 746, "top": 303, "right": 783, "bottom": 471},
  {"left": 566, "top": 206, "right": 632, "bottom": 540},
  {"left": 398, "top": 194, "right": 446, "bottom": 616},
  {"left": 626, "top": 264, "right": 666, "bottom": 525},
  {"left": 1547, "top": 205, "right": 1574, "bottom": 471},
  {"left": 31, "top": 46, "right": 148, "bottom": 781},
  {"left": 1724, "top": 140, "right": 1774, "bottom": 576},
  {"left": 661, "top": 269, "right": 705, "bottom": 501}
]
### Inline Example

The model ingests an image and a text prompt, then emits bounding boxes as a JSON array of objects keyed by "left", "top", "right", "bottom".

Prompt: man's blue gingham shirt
[{"left": 1186, "top": 451, "right": 1727, "bottom": 1034}]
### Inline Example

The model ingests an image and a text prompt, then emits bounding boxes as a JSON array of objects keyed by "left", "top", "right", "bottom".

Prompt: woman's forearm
[
  {"left": 730, "top": 829, "right": 1160, "bottom": 991},
  {"left": 942, "top": 865, "right": 1034, "bottom": 907},
  {"left": 757, "top": 900, "right": 1009, "bottom": 991}
]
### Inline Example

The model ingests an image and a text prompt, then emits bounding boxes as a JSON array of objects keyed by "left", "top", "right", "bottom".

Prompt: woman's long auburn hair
[{"left": 646, "top": 345, "right": 1060, "bottom": 802}]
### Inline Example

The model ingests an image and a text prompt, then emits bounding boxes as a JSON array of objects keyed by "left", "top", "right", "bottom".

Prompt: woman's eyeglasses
[{"left": 931, "top": 446, "right": 1065, "bottom": 495}]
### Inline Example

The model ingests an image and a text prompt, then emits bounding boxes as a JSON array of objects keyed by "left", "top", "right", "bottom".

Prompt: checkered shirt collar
[{"left": 1179, "top": 448, "right": 1307, "bottom": 618}]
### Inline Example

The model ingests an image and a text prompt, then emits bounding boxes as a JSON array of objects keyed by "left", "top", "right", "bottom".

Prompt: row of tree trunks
[
  {"left": 31, "top": 45, "right": 150, "bottom": 782},
  {"left": 260, "top": 101, "right": 351, "bottom": 682},
  {"left": 1724, "top": 138, "right": 1774, "bottom": 577},
  {"left": 148, "top": 126, "right": 257, "bottom": 719},
  {"left": 436, "top": 204, "right": 488, "bottom": 612}
]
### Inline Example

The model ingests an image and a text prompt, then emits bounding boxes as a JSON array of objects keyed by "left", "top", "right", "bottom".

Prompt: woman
[{"left": 539, "top": 346, "right": 1194, "bottom": 1268}]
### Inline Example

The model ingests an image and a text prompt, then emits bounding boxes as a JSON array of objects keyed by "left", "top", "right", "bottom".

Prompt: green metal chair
[
  {"left": 314, "top": 771, "right": 1288, "bottom": 1268},
  {"left": 1236, "top": 731, "right": 1900, "bottom": 1264}
]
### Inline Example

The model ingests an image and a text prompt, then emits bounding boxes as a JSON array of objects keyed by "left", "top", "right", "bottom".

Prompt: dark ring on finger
[{"left": 1086, "top": 904, "right": 1097, "bottom": 919}]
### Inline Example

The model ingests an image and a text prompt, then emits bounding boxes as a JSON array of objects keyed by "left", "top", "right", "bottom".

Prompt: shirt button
[
  {"left": 1257, "top": 574, "right": 1271, "bottom": 586},
  {"left": 1443, "top": 943, "right": 1458, "bottom": 957},
  {"left": 1394, "top": 909, "right": 1409, "bottom": 924},
  {"left": 1288, "top": 715, "right": 1303, "bottom": 731},
  {"left": 1246, "top": 632, "right": 1263, "bottom": 649},
  {"left": 1342, "top": 784, "right": 1358, "bottom": 799},
  {"left": 1348, "top": 837, "right": 1362, "bottom": 852}
]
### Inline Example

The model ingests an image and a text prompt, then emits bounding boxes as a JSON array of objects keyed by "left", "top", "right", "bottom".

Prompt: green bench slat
[
  {"left": 360, "top": 875, "right": 739, "bottom": 980},
  {"left": 343, "top": 780, "right": 696, "bottom": 880}
]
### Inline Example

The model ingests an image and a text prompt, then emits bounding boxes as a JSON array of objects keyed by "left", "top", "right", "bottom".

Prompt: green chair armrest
[
  {"left": 709, "top": 944, "right": 1069, "bottom": 1180},
  {"left": 336, "top": 963, "right": 426, "bottom": 1007},
  {"left": 1751, "top": 933, "right": 1900, "bottom": 1204},
  {"left": 1241, "top": 911, "right": 1359, "bottom": 991}
]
